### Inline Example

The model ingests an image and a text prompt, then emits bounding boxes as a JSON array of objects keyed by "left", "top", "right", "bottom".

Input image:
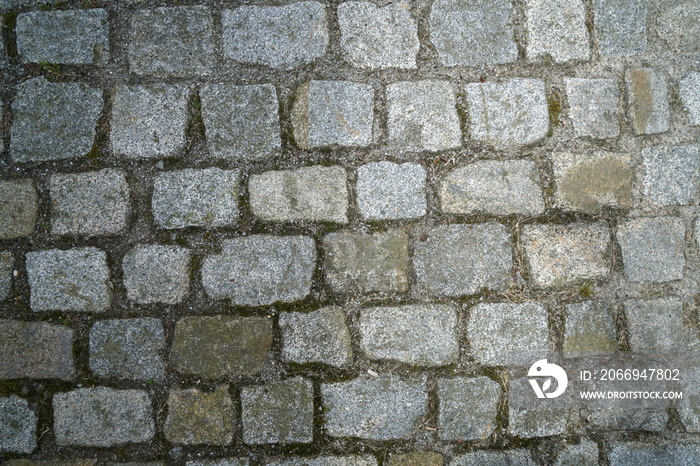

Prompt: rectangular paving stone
[
  {"left": 16, "top": 9, "right": 108, "bottom": 64},
  {"left": 292, "top": 80, "right": 373, "bottom": 149},
  {"left": 171, "top": 316, "right": 272, "bottom": 378},
  {"left": 413, "top": 223, "right": 512, "bottom": 297},
  {"left": 565, "top": 77, "right": 620, "bottom": 139},
  {"left": 359, "top": 304, "right": 458, "bottom": 366},
  {"left": 583, "top": 404, "right": 668, "bottom": 432},
  {"left": 641, "top": 145, "right": 699, "bottom": 207},
  {"left": 89, "top": 318, "right": 165, "bottom": 381},
  {"left": 0, "top": 319, "right": 75, "bottom": 380},
  {"left": 321, "top": 376, "right": 427, "bottom": 440},
  {"left": 50, "top": 169, "right": 130, "bottom": 236},
  {"left": 508, "top": 376, "right": 571, "bottom": 438},
  {"left": 201, "top": 236, "right": 315, "bottom": 306},
  {"left": 437, "top": 376, "right": 500, "bottom": 441},
  {"left": 53, "top": 387, "right": 154, "bottom": 447},
  {"left": 440, "top": 159, "right": 545, "bottom": 216},
  {"left": 387, "top": 80, "right": 461, "bottom": 152},
  {"left": 657, "top": 4, "right": 700, "bottom": 53},
  {"left": 164, "top": 386, "right": 234, "bottom": 445},
  {"left": 522, "top": 222, "right": 611, "bottom": 288},
  {"left": 680, "top": 72, "right": 700, "bottom": 126},
  {"left": 110, "top": 84, "right": 189, "bottom": 159},
  {"left": 429, "top": 0, "right": 517, "bottom": 66},
  {"left": 122, "top": 244, "right": 191, "bottom": 305},
  {"left": 356, "top": 162, "right": 426, "bottom": 220},
  {"left": 26, "top": 247, "right": 111, "bottom": 313},
  {"left": 249, "top": 165, "right": 348, "bottom": 223},
  {"left": 223, "top": 2, "right": 328, "bottom": 70},
  {"left": 269, "top": 456, "right": 377, "bottom": 466},
  {"left": 608, "top": 442, "right": 700, "bottom": 466},
  {"left": 466, "top": 79, "right": 549, "bottom": 148},
  {"left": 525, "top": 0, "right": 589, "bottom": 63},
  {"left": 129, "top": 6, "right": 214, "bottom": 76},
  {"left": 626, "top": 68, "right": 669, "bottom": 135},
  {"left": 0, "top": 251, "right": 11, "bottom": 301},
  {"left": 11, "top": 77, "right": 102, "bottom": 163},
  {"left": 593, "top": 0, "right": 647, "bottom": 56},
  {"left": 0, "top": 395, "right": 36, "bottom": 453},
  {"left": 241, "top": 377, "right": 313, "bottom": 444},
  {"left": 280, "top": 307, "right": 353, "bottom": 367},
  {"left": 187, "top": 460, "right": 248, "bottom": 466},
  {"left": 201, "top": 83, "right": 281, "bottom": 161},
  {"left": 4, "top": 461, "right": 95, "bottom": 466},
  {"left": 451, "top": 450, "right": 536, "bottom": 465},
  {"left": 625, "top": 298, "right": 699, "bottom": 351},
  {"left": 554, "top": 439, "right": 599, "bottom": 466},
  {"left": 388, "top": 452, "right": 442, "bottom": 466},
  {"left": 563, "top": 301, "right": 617, "bottom": 357},
  {"left": 323, "top": 229, "right": 409, "bottom": 294},
  {"left": 152, "top": 168, "right": 239, "bottom": 229},
  {"left": 338, "top": 1, "right": 418, "bottom": 70},
  {"left": 677, "top": 366, "right": 700, "bottom": 433},
  {"left": 0, "top": 179, "right": 37, "bottom": 239}
]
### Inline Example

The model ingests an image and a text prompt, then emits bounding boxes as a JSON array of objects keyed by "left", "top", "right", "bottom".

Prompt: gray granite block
[
  {"left": 657, "top": 2, "right": 700, "bottom": 52},
  {"left": 593, "top": 0, "right": 647, "bottom": 56},
  {"left": 680, "top": 72, "right": 700, "bottom": 126},
  {"left": 0, "top": 320, "right": 75, "bottom": 380},
  {"left": 608, "top": 442, "right": 700, "bottom": 466},
  {"left": 563, "top": 301, "right": 617, "bottom": 357},
  {"left": 525, "top": 0, "right": 589, "bottom": 63},
  {"left": 625, "top": 298, "right": 699, "bottom": 351},
  {"left": 0, "top": 396, "right": 36, "bottom": 453},
  {"left": 280, "top": 307, "right": 353, "bottom": 367},
  {"left": 356, "top": 162, "right": 426, "bottom": 220},
  {"left": 554, "top": 439, "right": 599, "bottom": 466},
  {"left": 641, "top": 145, "right": 699, "bottom": 207},
  {"left": 0, "top": 251, "right": 11, "bottom": 301},
  {"left": 565, "top": 77, "right": 620, "bottom": 139},
  {"left": 451, "top": 450, "right": 536, "bottom": 465},
  {"left": 122, "top": 244, "right": 191, "bottom": 305},
  {"left": 0, "top": 179, "right": 37, "bottom": 239},
  {"left": 678, "top": 366, "right": 700, "bottom": 433},
  {"left": 268, "top": 456, "right": 377, "bottom": 466},
  {"left": 508, "top": 376, "right": 571, "bottom": 438},
  {"left": 437, "top": 376, "right": 500, "bottom": 441},
  {"left": 626, "top": 68, "right": 669, "bottom": 135},
  {"left": 186, "top": 460, "right": 248, "bottom": 466},
  {"left": 164, "top": 386, "right": 235, "bottom": 445}
]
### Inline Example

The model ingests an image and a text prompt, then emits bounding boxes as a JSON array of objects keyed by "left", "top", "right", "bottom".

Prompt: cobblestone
[
  {"left": 187, "top": 460, "right": 248, "bottom": 466},
  {"left": 279, "top": 307, "right": 353, "bottom": 367},
  {"left": 626, "top": 68, "right": 669, "bottom": 135},
  {"left": 677, "top": 366, "right": 700, "bottom": 433},
  {"left": 553, "top": 439, "right": 599, "bottom": 466},
  {"left": 563, "top": 301, "right": 617, "bottom": 357},
  {"left": 607, "top": 442, "right": 700, "bottom": 466},
  {"left": 565, "top": 78, "right": 620, "bottom": 139},
  {"left": 593, "top": 0, "right": 647, "bottom": 56},
  {"left": 657, "top": 2, "right": 700, "bottom": 52},
  {"left": 624, "top": 297, "right": 699, "bottom": 351},
  {"left": 508, "top": 376, "right": 571, "bottom": 438},
  {"left": 164, "top": 386, "right": 234, "bottom": 445},
  {"left": 356, "top": 162, "right": 426, "bottom": 220},
  {"left": 0, "top": 396, "right": 36, "bottom": 453},
  {"left": 641, "top": 145, "right": 699, "bottom": 207},
  {"left": 0, "top": 251, "right": 11, "bottom": 301},
  {"left": 680, "top": 72, "right": 700, "bottom": 126},
  {"left": 0, "top": 179, "right": 37, "bottom": 239},
  {"left": 525, "top": 0, "right": 589, "bottom": 63},
  {"left": 269, "top": 457, "right": 377, "bottom": 466},
  {"left": 0, "top": 320, "right": 75, "bottom": 380},
  {"left": 584, "top": 406, "right": 668, "bottom": 432},
  {"left": 437, "top": 376, "right": 500, "bottom": 441},
  {"left": 451, "top": 450, "right": 536, "bottom": 465},
  {"left": 122, "top": 245, "right": 191, "bottom": 305},
  {"left": 387, "top": 452, "right": 441, "bottom": 466}
]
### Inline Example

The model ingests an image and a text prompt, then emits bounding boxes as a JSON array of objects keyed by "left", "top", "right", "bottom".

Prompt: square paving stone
[
  {"left": 563, "top": 301, "right": 617, "bottom": 357},
  {"left": 201, "top": 83, "right": 281, "bottom": 161},
  {"left": 122, "top": 244, "right": 191, "bottom": 305},
  {"left": 187, "top": 460, "right": 248, "bottom": 466},
  {"left": 129, "top": 6, "right": 215, "bottom": 76},
  {"left": 280, "top": 307, "right": 353, "bottom": 367},
  {"left": 269, "top": 456, "right": 377, "bottom": 466},
  {"left": 437, "top": 376, "right": 500, "bottom": 441},
  {"left": 451, "top": 450, "right": 536, "bottom": 465},
  {"left": 583, "top": 405, "right": 668, "bottom": 432},
  {"left": 680, "top": 72, "right": 700, "bottom": 126},
  {"left": 356, "top": 162, "right": 426, "bottom": 220},
  {"left": 554, "top": 439, "right": 599, "bottom": 466},
  {"left": 110, "top": 84, "right": 189, "bottom": 159},
  {"left": 657, "top": 3, "right": 700, "bottom": 53},
  {"left": 624, "top": 298, "right": 699, "bottom": 351},
  {"left": 607, "top": 442, "right": 700, "bottom": 466},
  {"left": 16, "top": 9, "right": 108, "bottom": 64},
  {"left": 338, "top": 1, "right": 419, "bottom": 70},
  {"left": 677, "top": 366, "right": 700, "bottom": 432},
  {"left": 0, "top": 179, "right": 37, "bottom": 239},
  {"left": 565, "top": 77, "right": 620, "bottom": 139},
  {"left": 387, "top": 80, "right": 462, "bottom": 152},
  {"left": 53, "top": 387, "right": 154, "bottom": 447},
  {"left": 626, "top": 68, "right": 669, "bottom": 135},
  {"left": 525, "top": 0, "right": 589, "bottom": 63},
  {"left": 0, "top": 320, "right": 75, "bottom": 380},
  {"left": 10, "top": 77, "right": 102, "bottom": 163},
  {"left": 429, "top": 0, "right": 517, "bottom": 66},
  {"left": 241, "top": 377, "right": 313, "bottom": 444},
  {"left": 0, "top": 395, "right": 36, "bottom": 453},
  {"left": 164, "top": 386, "right": 235, "bottom": 445},
  {"left": 0, "top": 251, "right": 11, "bottom": 301},
  {"left": 593, "top": 0, "right": 647, "bottom": 56},
  {"left": 50, "top": 169, "right": 130, "bottom": 236},
  {"left": 291, "top": 80, "right": 373, "bottom": 149},
  {"left": 508, "top": 376, "right": 571, "bottom": 438},
  {"left": 26, "top": 247, "right": 111, "bottom": 313},
  {"left": 641, "top": 145, "right": 699, "bottom": 207},
  {"left": 89, "top": 318, "right": 166, "bottom": 381}
]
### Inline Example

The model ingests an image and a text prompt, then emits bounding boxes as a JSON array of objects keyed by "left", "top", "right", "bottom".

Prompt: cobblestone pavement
[{"left": 0, "top": 0, "right": 700, "bottom": 464}]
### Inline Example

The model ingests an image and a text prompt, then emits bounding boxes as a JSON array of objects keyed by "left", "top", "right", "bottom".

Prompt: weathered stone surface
[
  {"left": 356, "top": 162, "right": 426, "bottom": 220},
  {"left": 626, "top": 68, "right": 669, "bottom": 135},
  {"left": 10, "top": 77, "right": 102, "bottom": 163},
  {"left": 451, "top": 450, "right": 536, "bottom": 465},
  {"left": 171, "top": 316, "right": 272, "bottom": 378},
  {"left": 122, "top": 245, "right": 191, "bottom": 305},
  {"left": 466, "top": 79, "right": 549, "bottom": 148},
  {"left": 26, "top": 248, "right": 111, "bottom": 313},
  {"left": 152, "top": 168, "right": 239, "bottom": 229},
  {"left": 387, "top": 452, "right": 442, "bottom": 466},
  {"left": 429, "top": 0, "right": 517, "bottom": 66},
  {"left": 0, "top": 179, "right": 37, "bottom": 239},
  {"left": 641, "top": 145, "right": 699, "bottom": 207},
  {"left": 677, "top": 366, "right": 700, "bottom": 432},
  {"left": 186, "top": 460, "right": 248, "bottom": 466},
  {"left": 280, "top": 307, "right": 353, "bottom": 367},
  {"left": 563, "top": 301, "right": 617, "bottom": 357},
  {"left": 438, "top": 376, "right": 500, "bottom": 441},
  {"left": 387, "top": 80, "right": 462, "bottom": 152},
  {"left": 565, "top": 78, "right": 620, "bottom": 139},
  {"left": 0, "top": 396, "right": 36, "bottom": 453},
  {"left": 593, "top": 0, "right": 647, "bottom": 56},
  {"left": 657, "top": 1, "right": 700, "bottom": 52},
  {"left": 164, "top": 386, "right": 234, "bottom": 445},
  {"left": 16, "top": 9, "right": 108, "bottom": 64},
  {"left": 0, "top": 320, "right": 75, "bottom": 380},
  {"left": 680, "top": 72, "right": 700, "bottom": 126},
  {"left": 201, "top": 83, "right": 281, "bottom": 161},
  {"left": 617, "top": 216, "right": 685, "bottom": 283},
  {"left": 508, "top": 376, "right": 571, "bottom": 438},
  {"left": 110, "top": 85, "right": 189, "bottom": 159},
  {"left": 201, "top": 236, "right": 315, "bottom": 306},
  {"left": 338, "top": 2, "right": 419, "bottom": 69},
  {"left": 525, "top": 0, "right": 589, "bottom": 63},
  {"left": 584, "top": 406, "right": 668, "bottom": 432},
  {"left": 129, "top": 6, "right": 214, "bottom": 76},
  {"left": 467, "top": 302, "right": 549, "bottom": 366},
  {"left": 249, "top": 166, "right": 348, "bottom": 223},
  {"left": 4, "top": 461, "right": 95, "bottom": 466},
  {"left": 607, "top": 442, "right": 700, "bottom": 466},
  {"left": 522, "top": 222, "right": 611, "bottom": 288},
  {"left": 323, "top": 229, "right": 409, "bottom": 294},
  {"left": 241, "top": 377, "right": 313, "bottom": 444},
  {"left": 321, "top": 376, "right": 427, "bottom": 440},
  {"left": 554, "top": 439, "right": 599, "bottom": 466},
  {"left": 223, "top": 2, "right": 328, "bottom": 70},
  {"left": 625, "top": 298, "right": 698, "bottom": 351},
  {"left": 54, "top": 387, "right": 154, "bottom": 447},
  {"left": 292, "top": 80, "right": 373, "bottom": 149},
  {"left": 440, "top": 159, "right": 545, "bottom": 215},
  {"left": 0, "top": 251, "right": 11, "bottom": 301},
  {"left": 89, "top": 318, "right": 165, "bottom": 381},
  {"left": 50, "top": 169, "right": 130, "bottom": 236},
  {"left": 359, "top": 304, "right": 458, "bottom": 366},
  {"left": 269, "top": 457, "right": 377, "bottom": 466}
]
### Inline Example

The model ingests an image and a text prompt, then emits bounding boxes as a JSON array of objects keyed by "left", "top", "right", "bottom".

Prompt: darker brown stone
[
  {"left": 558, "top": 157, "right": 634, "bottom": 213},
  {"left": 629, "top": 69, "right": 653, "bottom": 134},
  {"left": 388, "top": 452, "right": 444, "bottom": 466},
  {"left": 164, "top": 386, "right": 235, "bottom": 445}
]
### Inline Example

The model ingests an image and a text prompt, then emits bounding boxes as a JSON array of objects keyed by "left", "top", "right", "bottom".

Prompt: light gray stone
[
  {"left": 26, "top": 248, "right": 111, "bottom": 313},
  {"left": 508, "top": 376, "right": 571, "bottom": 438},
  {"left": 565, "top": 77, "right": 620, "bottom": 139},
  {"left": 437, "top": 376, "right": 500, "bottom": 441},
  {"left": 0, "top": 396, "right": 36, "bottom": 453},
  {"left": 280, "top": 307, "right": 353, "bottom": 367},
  {"left": 642, "top": 145, "right": 699, "bottom": 207},
  {"left": 657, "top": 1, "right": 700, "bottom": 52},
  {"left": 413, "top": 223, "right": 512, "bottom": 297},
  {"left": 356, "top": 162, "right": 426, "bottom": 220},
  {"left": 164, "top": 386, "right": 235, "bottom": 445},
  {"left": 593, "top": 0, "right": 647, "bottom": 56},
  {"left": 554, "top": 439, "right": 599, "bottom": 466},
  {"left": 0, "top": 251, "right": 11, "bottom": 301},
  {"left": 387, "top": 80, "right": 462, "bottom": 152},
  {"left": 563, "top": 301, "right": 617, "bottom": 357},
  {"left": 186, "top": 460, "right": 248, "bottom": 466},
  {"left": 53, "top": 387, "right": 154, "bottom": 447},
  {"left": 0, "top": 320, "right": 75, "bottom": 380},
  {"left": 122, "top": 245, "right": 191, "bottom": 305},
  {"left": 584, "top": 406, "right": 668, "bottom": 432},
  {"left": 10, "top": 77, "right": 102, "bottom": 163},
  {"left": 625, "top": 298, "right": 699, "bottom": 351},
  {"left": 338, "top": 2, "right": 419, "bottom": 70},
  {"left": 608, "top": 442, "right": 700, "bottom": 466},
  {"left": 440, "top": 159, "right": 545, "bottom": 215},
  {"left": 0, "top": 179, "right": 37, "bottom": 239},
  {"left": 249, "top": 166, "right": 348, "bottom": 223},
  {"left": 626, "top": 68, "right": 669, "bottom": 135},
  {"left": 677, "top": 366, "right": 700, "bottom": 432},
  {"left": 680, "top": 72, "right": 700, "bottom": 126},
  {"left": 526, "top": 0, "right": 589, "bottom": 63},
  {"left": 201, "top": 83, "right": 281, "bottom": 161},
  {"left": 268, "top": 456, "right": 377, "bottom": 466},
  {"left": 16, "top": 9, "right": 108, "bottom": 64},
  {"left": 429, "top": 0, "right": 517, "bottom": 66},
  {"left": 152, "top": 168, "right": 239, "bottom": 229},
  {"left": 467, "top": 302, "right": 549, "bottom": 366},
  {"left": 50, "top": 169, "right": 130, "bottom": 236},
  {"left": 202, "top": 236, "right": 315, "bottom": 306},
  {"left": 450, "top": 450, "right": 536, "bottom": 466},
  {"left": 223, "top": 2, "right": 328, "bottom": 70}
]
